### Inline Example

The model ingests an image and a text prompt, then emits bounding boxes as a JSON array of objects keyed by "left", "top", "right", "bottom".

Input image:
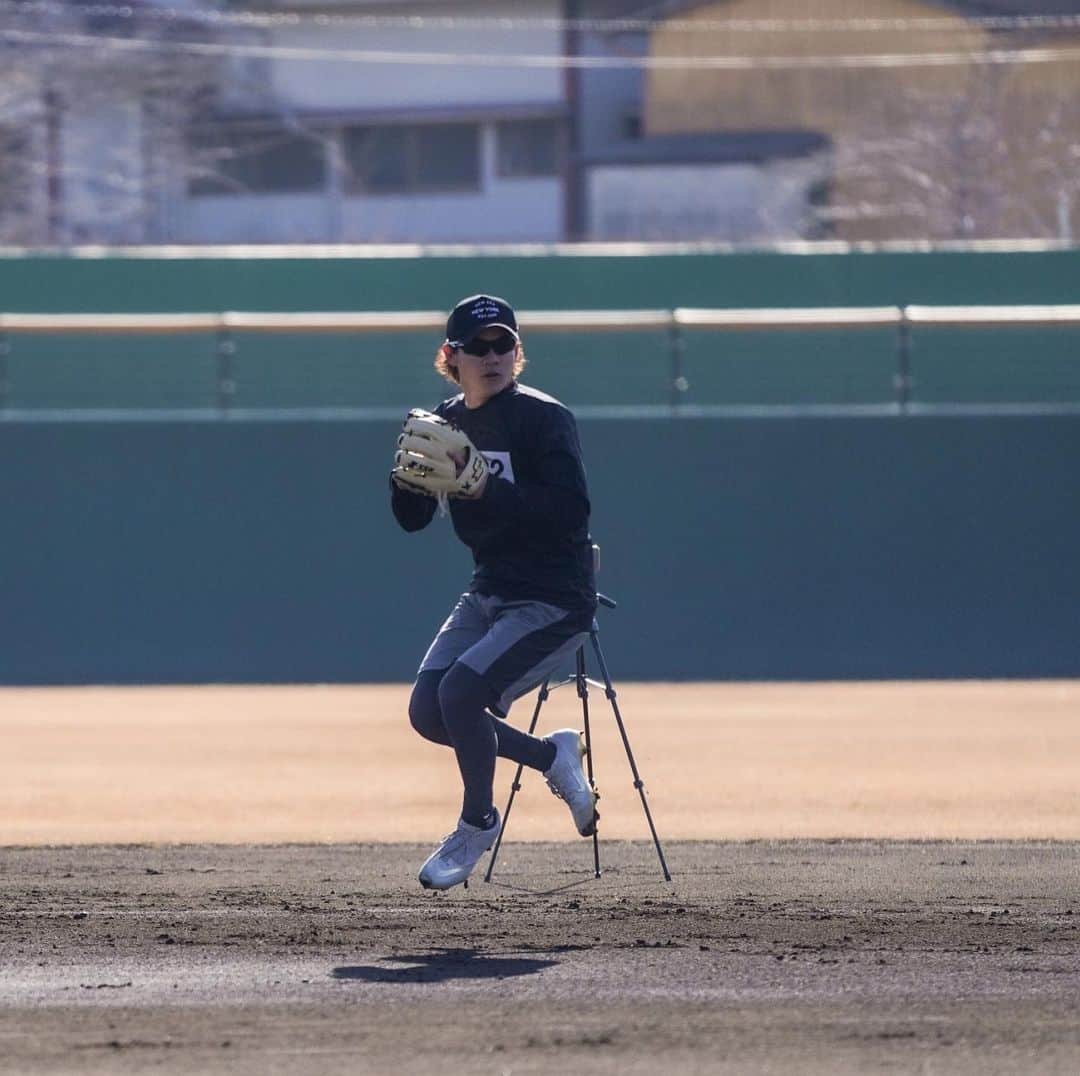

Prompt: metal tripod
[{"left": 484, "top": 593, "right": 672, "bottom": 884}]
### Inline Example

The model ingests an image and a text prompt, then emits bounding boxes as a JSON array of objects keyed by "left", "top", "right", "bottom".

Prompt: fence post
[
  {"left": 216, "top": 327, "right": 237, "bottom": 415},
  {"left": 895, "top": 308, "right": 912, "bottom": 413},
  {"left": 668, "top": 314, "right": 687, "bottom": 409}
]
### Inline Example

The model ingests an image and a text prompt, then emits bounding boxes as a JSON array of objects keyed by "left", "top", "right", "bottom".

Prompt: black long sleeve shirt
[{"left": 391, "top": 381, "right": 597, "bottom": 612}]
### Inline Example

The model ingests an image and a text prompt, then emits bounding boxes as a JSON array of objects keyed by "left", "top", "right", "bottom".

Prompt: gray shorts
[{"left": 419, "top": 592, "right": 594, "bottom": 717}]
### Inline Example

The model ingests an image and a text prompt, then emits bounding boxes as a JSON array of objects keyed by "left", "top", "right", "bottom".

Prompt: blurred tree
[
  {"left": 828, "top": 63, "right": 1080, "bottom": 240},
  {"left": 0, "top": 1, "right": 224, "bottom": 243}
]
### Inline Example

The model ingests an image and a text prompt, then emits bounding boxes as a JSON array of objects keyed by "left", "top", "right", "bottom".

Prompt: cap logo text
[{"left": 471, "top": 300, "right": 501, "bottom": 320}]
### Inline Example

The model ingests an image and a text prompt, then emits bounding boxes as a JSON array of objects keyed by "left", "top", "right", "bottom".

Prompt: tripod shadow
[
  {"left": 485, "top": 870, "right": 679, "bottom": 898},
  {"left": 331, "top": 947, "right": 556, "bottom": 984},
  {"left": 483, "top": 875, "right": 599, "bottom": 897}
]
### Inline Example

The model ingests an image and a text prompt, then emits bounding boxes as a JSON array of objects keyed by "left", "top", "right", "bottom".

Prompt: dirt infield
[
  {"left": 2, "top": 681, "right": 1079, "bottom": 1073},
  {"left": 1, "top": 680, "right": 1078, "bottom": 844},
  {"left": 1, "top": 841, "right": 1078, "bottom": 1074}
]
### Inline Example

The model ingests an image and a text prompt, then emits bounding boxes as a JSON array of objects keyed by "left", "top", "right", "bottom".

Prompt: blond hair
[{"left": 434, "top": 341, "right": 528, "bottom": 385}]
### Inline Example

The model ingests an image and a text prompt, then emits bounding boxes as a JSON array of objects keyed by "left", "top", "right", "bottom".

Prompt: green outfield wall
[
  {"left": 3, "top": 247, "right": 1079, "bottom": 312},
  {"left": 3, "top": 414, "right": 1077, "bottom": 685},
  {"left": 2, "top": 247, "right": 1079, "bottom": 409}
]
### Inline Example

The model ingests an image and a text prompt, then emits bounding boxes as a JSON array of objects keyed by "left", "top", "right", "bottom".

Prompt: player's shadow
[{"left": 331, "top": 947, "right": 555, "bottom": 984}]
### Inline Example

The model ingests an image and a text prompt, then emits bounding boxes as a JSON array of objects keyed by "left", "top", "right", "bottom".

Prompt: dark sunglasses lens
[{"left": 463, "top": 332, "right": 515, "bottom": 357}]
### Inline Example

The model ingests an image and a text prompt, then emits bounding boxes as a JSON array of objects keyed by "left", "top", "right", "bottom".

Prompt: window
[
  {"left": 496, "top": 119, "right": 562, "bottom": 178},
  {"left": 343, "top": 123, "right": 480, "bottom": 194},
  {"left": 187, "top": 126, "right": 327, "bottom": 196}
]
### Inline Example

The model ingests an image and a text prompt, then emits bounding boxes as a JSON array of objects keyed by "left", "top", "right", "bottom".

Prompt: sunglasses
[{"left": 459, "top": 331, "right": 517, "bottom": 357}]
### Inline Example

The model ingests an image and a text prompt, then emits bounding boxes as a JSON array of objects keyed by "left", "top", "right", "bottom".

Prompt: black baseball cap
[{"left": 445, "top": 294, "right": 519, "bottom": 348}]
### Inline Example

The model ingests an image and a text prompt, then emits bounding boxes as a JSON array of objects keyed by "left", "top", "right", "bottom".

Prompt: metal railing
[{"left": 1, "top": 304, "right": 1078, "bottom": 416}]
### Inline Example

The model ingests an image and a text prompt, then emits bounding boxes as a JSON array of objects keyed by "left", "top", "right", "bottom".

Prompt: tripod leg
[
  {"left": 590, "top": 633, "right": 672, "bottom": 883},
  {"left": 484, "top": 679, "right": 550, "bottom": 883},
  {"left": 576, "top": 646, "right": 601, "bottom": 879}
]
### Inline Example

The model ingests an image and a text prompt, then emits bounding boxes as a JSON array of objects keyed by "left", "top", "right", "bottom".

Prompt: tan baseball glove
[{"left": 391, "top": 408, "right": 489, "bottom": 498}]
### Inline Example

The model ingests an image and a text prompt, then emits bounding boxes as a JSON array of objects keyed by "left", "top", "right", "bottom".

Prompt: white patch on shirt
[{"left": 483, "top": 451, "right": 515, "bottom": 483}]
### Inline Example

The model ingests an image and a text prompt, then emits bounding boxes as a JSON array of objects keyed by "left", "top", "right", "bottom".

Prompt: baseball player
[{"left": 390, "top": 293, "right": 600, "bottom": 890}]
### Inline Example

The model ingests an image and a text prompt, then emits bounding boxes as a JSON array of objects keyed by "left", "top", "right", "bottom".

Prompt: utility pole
[
  {"left": 563, "top": 0, "right": 585, "bottom": 240},
  {"left": 44, "top": 87, "right": 62, "bottom": 244}
]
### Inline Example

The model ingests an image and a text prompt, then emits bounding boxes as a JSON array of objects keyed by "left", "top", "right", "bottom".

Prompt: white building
[
  {"left": 171, "top": 0, "right": 569, "bottom": 243},
  {"left": 0, "top": 0, "right": 833, "bottom": 246},
  {"left": 584, "top": 132, "right": 831, "bottom": 243},
  {"left": 170, "top": 0, "right": 833, "bottom": 245}
]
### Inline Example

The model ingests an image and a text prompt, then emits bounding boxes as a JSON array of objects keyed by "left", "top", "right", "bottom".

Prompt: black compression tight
[{"left": 408, "top": 665, "right": 556, "bottom": 826}]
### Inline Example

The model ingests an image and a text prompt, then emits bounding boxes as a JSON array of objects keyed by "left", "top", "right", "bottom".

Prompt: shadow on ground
[{"left": 331, "top": 947, "right": 557, "bottom": 984}]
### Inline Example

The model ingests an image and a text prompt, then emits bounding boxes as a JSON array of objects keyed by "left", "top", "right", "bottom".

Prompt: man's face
[{"left": 453, "top": 326, "right": 517, "bottom": 404}]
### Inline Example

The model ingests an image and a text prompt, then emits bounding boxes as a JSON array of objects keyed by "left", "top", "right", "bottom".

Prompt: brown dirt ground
[
  {"left": 1, "top": 841, "right": 1078, "bottom": 1075},
  {"left": 2, "top": 681, "right": 1079, "bottom": 1074},
  {"left": 1, "top": 681, "right": 1078, "bottom": 844}
]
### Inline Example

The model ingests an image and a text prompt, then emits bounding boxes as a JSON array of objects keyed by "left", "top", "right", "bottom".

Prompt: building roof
[
  {"left": 941, "top": 1, "right": 1080, "bottom": 13},
  {"left": 582, "top": 130, "right": 828, "bottom": 166},
  {"left": 199, "top": 100, "right": 567, "bottom": 127},
  {"left": 644, "top": 0, "right": 1080, "bottom": 19}
]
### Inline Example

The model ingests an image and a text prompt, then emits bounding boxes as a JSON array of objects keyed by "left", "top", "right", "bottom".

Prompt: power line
[
  {"left": 6, "top": 26, "right": 1080, "bottom": 70},
  {"left": 3, "top": 0, "right": 1080, "bottom": 34}
]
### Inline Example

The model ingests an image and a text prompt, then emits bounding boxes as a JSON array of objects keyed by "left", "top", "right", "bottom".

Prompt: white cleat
[
  {"left": 418, "top": 809, "right": 501, "bottom": 891},
  {"left": 543, "top": 729, "right": 600, "bottom": 837}
]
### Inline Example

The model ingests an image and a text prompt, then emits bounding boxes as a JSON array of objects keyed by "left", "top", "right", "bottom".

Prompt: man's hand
[{"left": 391, "top": 409, "right": 489, "bottom": 499}]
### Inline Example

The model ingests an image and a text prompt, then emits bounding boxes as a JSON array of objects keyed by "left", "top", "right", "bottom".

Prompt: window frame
[{"left": 342, "top": 121, "right": 482, "bottom": 196}]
